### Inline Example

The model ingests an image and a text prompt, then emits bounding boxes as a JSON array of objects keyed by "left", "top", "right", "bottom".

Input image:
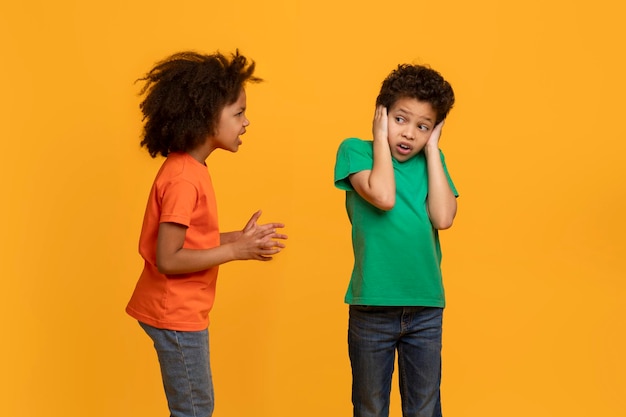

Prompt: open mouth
[{"left": 397, "top": 143, "right": 412, "bottom": 155}]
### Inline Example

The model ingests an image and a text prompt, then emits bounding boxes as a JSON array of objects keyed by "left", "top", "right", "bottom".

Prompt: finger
[
  {"left": 249, "top": 209, "right": 263, "bottom": 223},
  {"left": 260, "top": 240, "right": 286, "bottom": 250},
  {"left": 262, "top": 247, "right": 282, "bottom": 255},
  {"left": 373, "top": 106, "right": 388, "bottom": 138},
  {"left": 255, "top": 225, "right": 288, "bottom": 239},
  {"left": 259, "top": 239, "right": 285, "bottom": 248},
  {"left": 267, "top": 235, "right": 288, "bottom": 244},
  {"left": 429, "top": 122, "right": 444, "bottom": 139},
  {"left": 254, "top": 229, "right": 279, "bottom": 240},
  {"left": 243, "top": 210, "right": 262, "bottom": 232},
  {"left": 255, "top": 248, "right": 282, "bottom": 260},
  {"left": 257, "top": 222, "right": 286, "bottom": 230},
  {"left": 260, "top": 228, "right": 288, "bottom": 237},
  {"left": 373, "top": 105, "right": 384, "bottom": 125}
]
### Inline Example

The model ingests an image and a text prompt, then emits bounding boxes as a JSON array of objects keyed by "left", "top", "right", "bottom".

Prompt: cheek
[
  {"left": 416, "top": 136, "right": 430, "bottom": 149},
  {"left": 419, "top": 130, "right": 432, "bottom": 140}
]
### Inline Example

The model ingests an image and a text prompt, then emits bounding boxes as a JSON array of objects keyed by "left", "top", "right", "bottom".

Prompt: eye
[
  {"left": 418, "top": 124, "right": 430, "bottom": 131},
  {"left": 395, "top": 116, "right": 405, "bottom": 123}
]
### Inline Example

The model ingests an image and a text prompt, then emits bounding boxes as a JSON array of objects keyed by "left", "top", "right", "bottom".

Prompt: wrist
[
  {"left": 373, "top": 134, "right": 388, "bottom": 144},
  {"left": 424, "top": 144, "right": 439, "bottom": 157},
  {"left": 225, "top": 242, "right": 240, "bottom": 262}
]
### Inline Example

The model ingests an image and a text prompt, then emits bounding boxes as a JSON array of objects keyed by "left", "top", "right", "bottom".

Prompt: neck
[{"left": 187, "top": 140, "right": 214, "bottom": 164}]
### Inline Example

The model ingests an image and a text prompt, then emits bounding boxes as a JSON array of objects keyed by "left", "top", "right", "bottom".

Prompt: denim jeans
[
  {"left": 348, "top": 306, "right": 443, "bottom": 417},
  {"left": 139, "top": 322, "right": 214, "bottom": 417}
]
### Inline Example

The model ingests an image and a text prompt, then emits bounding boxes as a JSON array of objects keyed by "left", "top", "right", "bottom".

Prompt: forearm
[
  {"left": 368, "top": 138, "right": 396, "bottom": 207},
  {"left": 157, "top": 244, "right": 239, "bottom": 275},
  {"left": 220, "top": 230, "right": 242, "bottom": 244},
  {"left": 156, "top": 216, "right": 286, "bottom": 275},
  {"left": 424, "top": 147, "right": 457, "bottom": 229}
]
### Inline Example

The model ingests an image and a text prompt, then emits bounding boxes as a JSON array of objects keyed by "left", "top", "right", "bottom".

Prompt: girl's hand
[{"left": 234, "top": 210, "right": 287, "bottom": 261}]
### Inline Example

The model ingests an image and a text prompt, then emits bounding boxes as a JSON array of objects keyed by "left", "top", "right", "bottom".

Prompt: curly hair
[
  {"left": 137, "top": 50, "right": 262, "bottom": 158},
  {"left": 376, "top": 64, "right": 455, "bottom": 125}
]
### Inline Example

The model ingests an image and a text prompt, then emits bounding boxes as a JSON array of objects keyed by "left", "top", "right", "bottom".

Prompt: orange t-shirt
[{"left": 126, "top": 152, "right": 220, "bottom": 331}]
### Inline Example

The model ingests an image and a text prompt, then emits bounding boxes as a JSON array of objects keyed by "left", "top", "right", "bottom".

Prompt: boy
[
  {"left": 126, "top": 50, "right": 287, "bottom": 417},
  {"left": 334, "top": 64, "right": 457, "bottom": 417}
]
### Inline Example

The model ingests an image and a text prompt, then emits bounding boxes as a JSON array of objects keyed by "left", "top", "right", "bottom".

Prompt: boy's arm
[
  {"left": 349, "top": 105, "right": 396, "bottom": 211},
  {"left": 424, "top": 122, "right": 457, "bottom": 230},
  {"left": 156, "top": 210, "right": 287, "bottom": 275}
]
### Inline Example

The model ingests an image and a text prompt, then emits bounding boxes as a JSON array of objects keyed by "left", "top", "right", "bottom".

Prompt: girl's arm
[
  {"left": 424, "top": 122, "right": 457, "bottom": 230},
  {"left": 220, "top": 231, "right": 242, "bottom": 244},
  {"left": 349, "top": 105, "right": 396, "bottom": 211},
  {"left": 156, "top": 210, "right": 287, "bottom": 275}
]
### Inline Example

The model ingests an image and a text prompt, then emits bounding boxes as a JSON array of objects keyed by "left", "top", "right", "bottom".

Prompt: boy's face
[
  {"left": 386, "top": 97, "right": 437, "bottom": 162},
  {"left": 212, "top": 89, "right": 250, "bottom": 153}
]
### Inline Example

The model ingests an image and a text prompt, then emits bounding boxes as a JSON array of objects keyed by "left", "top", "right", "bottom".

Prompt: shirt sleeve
[
  {"left": 159, "top": 179, "right": 198, "bottom": 227},
  {"left": 334, "top": 138, "right": 374, "bottom": 191},
  {"left": 440, "top": 150, "right": 459, "bottom": 197}
]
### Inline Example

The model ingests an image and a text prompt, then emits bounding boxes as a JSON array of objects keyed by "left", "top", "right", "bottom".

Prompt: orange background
[{"left": 1, "top": 1, "right": 625, "bottom": 416}]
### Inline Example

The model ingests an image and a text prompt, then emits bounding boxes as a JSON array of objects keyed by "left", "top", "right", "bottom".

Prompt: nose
[
  {"left": 402, "top": 126, "right": 415, "bottom": 140},
  {"left": 243, "top": 117, "right": 250, "bottom": 127}
]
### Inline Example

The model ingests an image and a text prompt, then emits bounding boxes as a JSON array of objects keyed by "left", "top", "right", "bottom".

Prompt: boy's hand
[
  {"left": 234, "top": 210, "right": 287, "bottom": 261},
  {"left": 425, "top": 120, "right": 445, "bottom": 152},
  {"left": 372, "top": 105, "right": 388, "bottom": 143}
]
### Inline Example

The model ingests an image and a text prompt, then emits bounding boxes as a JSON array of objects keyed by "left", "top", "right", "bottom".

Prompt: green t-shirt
[{"left": 334, "top": 138, "right": 458, "bottom": 307}]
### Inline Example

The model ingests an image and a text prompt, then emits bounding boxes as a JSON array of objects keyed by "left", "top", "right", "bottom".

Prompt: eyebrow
[{"left": 395, "top": 108, "right": 434, "bottom": 123}]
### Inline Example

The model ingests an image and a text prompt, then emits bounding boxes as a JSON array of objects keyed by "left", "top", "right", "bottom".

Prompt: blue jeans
[
  {"left": 348, "top": 306, "right": 444, "bottom": 417},
  {"left": 139, "top": 322, "right": 214, "bottom": 417}
]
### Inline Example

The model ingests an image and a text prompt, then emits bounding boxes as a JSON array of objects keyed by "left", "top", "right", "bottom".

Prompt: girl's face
[{"left": 211, "top": 89, "right": 250, "bottom": 153}]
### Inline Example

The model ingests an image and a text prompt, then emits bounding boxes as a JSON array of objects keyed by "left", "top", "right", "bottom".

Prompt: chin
[{"left": 395, "top": 153, "right": 417, "bottom": 162}]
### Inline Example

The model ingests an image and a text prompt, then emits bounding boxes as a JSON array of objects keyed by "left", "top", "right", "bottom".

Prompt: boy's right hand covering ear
[
  {"left": 372, "top": 105, "right": 388, "bottom": 142},
  {"left": 236, "top": 210, "right": 287, "bottom": 261}
]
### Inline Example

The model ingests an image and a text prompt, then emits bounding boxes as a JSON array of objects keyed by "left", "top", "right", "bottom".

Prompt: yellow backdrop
[{"left": 1, "top": 0, "right": 625, "bottom": 416}]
